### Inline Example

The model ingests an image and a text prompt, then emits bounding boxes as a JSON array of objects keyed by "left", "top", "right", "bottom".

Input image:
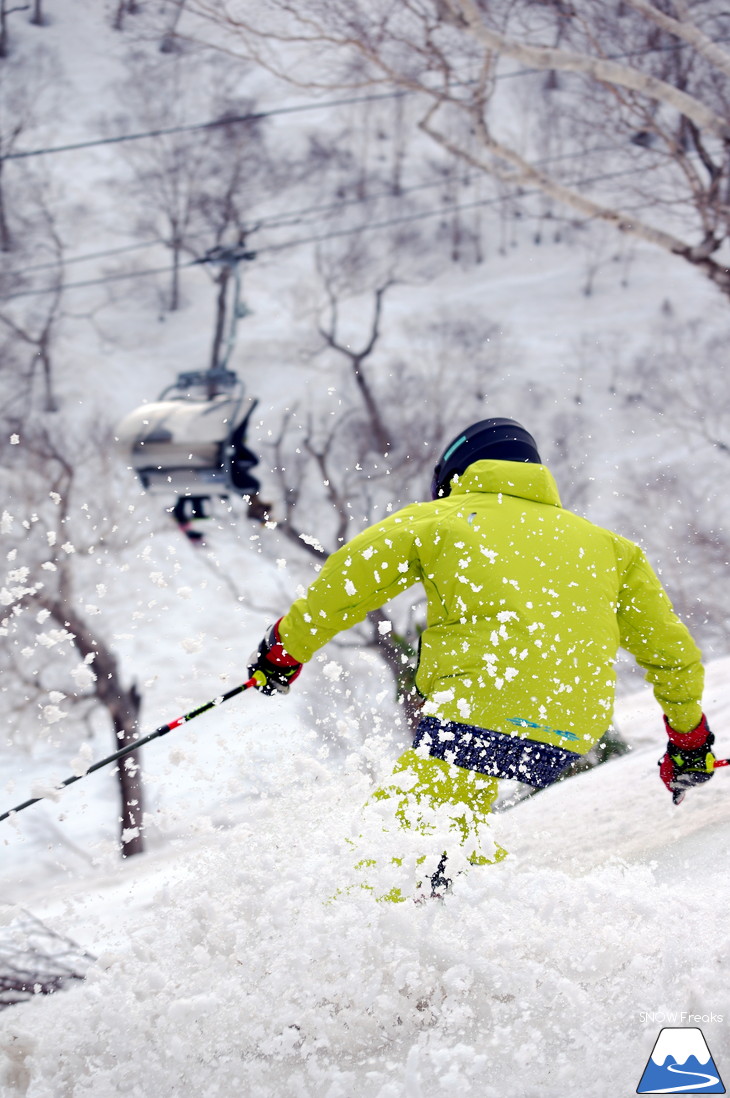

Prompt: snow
[
  {"left": 2, "top": 662, "right": 730, "bottom": 1097},
  {"left": 1, "top": 684, "right": 730, "bottom": 1097},
  {"left": 1, "top": 3, "right": 729, "bottom": 1095}
]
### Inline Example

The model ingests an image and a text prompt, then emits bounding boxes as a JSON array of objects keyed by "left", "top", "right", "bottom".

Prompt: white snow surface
[
  {"left": 1, "top": 4, "right": 730, "bottom": 1096},
  {"left": 1, "top": 663, "right": 729, "bottom": 1098}
]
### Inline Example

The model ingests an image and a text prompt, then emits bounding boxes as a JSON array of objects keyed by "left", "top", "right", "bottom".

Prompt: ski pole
[
  {"left": 714, "top": 758, "right": 730, "bottom": 768},
  {"left": 0, "top": 678, "right": 258, "bottom": 824}
]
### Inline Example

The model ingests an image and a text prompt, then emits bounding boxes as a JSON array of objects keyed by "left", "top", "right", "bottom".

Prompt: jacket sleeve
[
  {"left": 615, "top": 540, "right": 704, "bottom": 733},
  {"left": 277, "top": 507, "right": 425, "bottom": 662}
]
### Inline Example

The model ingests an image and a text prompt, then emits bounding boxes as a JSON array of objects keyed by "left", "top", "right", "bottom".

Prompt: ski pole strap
[
  {"left": 0, "top": 679, "right": 257, "bottom": 824},
  {"left": 413, "top": 716, "right": 580, "bottom": 788}
]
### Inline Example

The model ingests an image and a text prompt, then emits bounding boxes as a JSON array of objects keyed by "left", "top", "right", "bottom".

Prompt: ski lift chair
[{"left": 115, "top": 372, "right": 262, "bottom": 501}]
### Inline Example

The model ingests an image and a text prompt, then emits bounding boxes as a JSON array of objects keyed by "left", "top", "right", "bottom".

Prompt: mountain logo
[{"left": 637, "top": 1028, "right": 725, "bottom": 1093}]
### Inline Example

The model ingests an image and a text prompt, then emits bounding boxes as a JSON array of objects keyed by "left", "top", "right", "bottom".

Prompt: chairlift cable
[
  {"left": 0, "top": 162, "right": 661, "bottom": 303},
  {"left": 1, "top": 142, "right": 632, "bottom": 283},
  {"left": 5, "top": 32, "right": 729, "bottom": 162}
]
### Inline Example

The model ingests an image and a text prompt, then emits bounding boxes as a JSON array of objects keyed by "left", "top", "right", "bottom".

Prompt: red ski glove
[
  {"left": 659, "top": 714, "right": 715, "bottom": 805},
  {"left": 247, "top": 619, "right": 303, "bottom": 695}
]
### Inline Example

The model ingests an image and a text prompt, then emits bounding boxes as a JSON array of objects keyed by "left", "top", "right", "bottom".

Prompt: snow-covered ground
[
  {"left": 1, "top": 662, "right": 729, "bottom": 1098},
  {"left": 2, "top": 3, "right": 730, "bottom": 1095}
]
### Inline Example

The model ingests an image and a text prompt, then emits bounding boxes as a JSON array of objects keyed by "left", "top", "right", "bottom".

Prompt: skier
[{"left": 247, "top": 418, "right": 716, "bottom": 901}]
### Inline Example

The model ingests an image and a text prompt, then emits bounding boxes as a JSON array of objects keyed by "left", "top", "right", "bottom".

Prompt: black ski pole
[{"left": 0, "top": 677, "right": 258, "bottom": 824}]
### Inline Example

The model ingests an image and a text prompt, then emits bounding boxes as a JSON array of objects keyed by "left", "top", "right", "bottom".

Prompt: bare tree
[
  {"left": 261, "top": 266, "right": 509, "bottom": 727},
  {"left": 0, "top": 419, "right": 146, "bottom": 857},
  {"left": 0, "top": 0, "right": 30, "bottom": 58},
  {"left": 112, "top": 0, "right": 139, "bottom": 33},
  {"left": 0, "top": 289, "right": 62, "bottom": 413},
  {"left": 191, "top": 0, "right": 730, "bottom": 302},
  {"left": 617, "top": 462, "right": 730, "bottom": 655},
  {"left": 627, "top": 316, "right": 730, "bottom": 456},
  {"left": 0, "top": 909, "right": 94, "bottom": 1010},
  {"left": 0, "top": 47, "right": 59, "bottom": 250},
  {"left": 0, "top": 222, "right": 64, "bottom": 413},
  {"left": 160, "top": 0, "right": 187, "bottom": 52},
  {"left": 587, "top": 314, "right": 730, "bottom": 653},
  {"left": 29, "top": 0, "right": 44, "bottom": 27},
  {"left": 109, "top": 53, "right": 271, "bottom": 312},
  {"left": 316, "top": 266, "right": 394, "bottom": 455}
]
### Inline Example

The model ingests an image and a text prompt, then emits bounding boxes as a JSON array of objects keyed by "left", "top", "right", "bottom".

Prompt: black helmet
[{"left": 431, "top": 418, "right": 541, "bottom": 499}]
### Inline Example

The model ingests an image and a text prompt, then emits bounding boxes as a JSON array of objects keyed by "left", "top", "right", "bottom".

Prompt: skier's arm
[
  {"left": 615, "top": 542, "right": 704, "bottom": 733},
  {"left": 277, "top": 508, "right": 425, "bottom": 662}
]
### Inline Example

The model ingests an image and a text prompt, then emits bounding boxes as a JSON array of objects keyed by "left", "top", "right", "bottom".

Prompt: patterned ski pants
[{"left": 346, "top": 748, "right": 507, "bottom": 903}]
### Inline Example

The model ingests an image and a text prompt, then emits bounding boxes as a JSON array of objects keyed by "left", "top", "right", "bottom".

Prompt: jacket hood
[{"left": 448, "top": 459, "right": 562, "bottom": 507}]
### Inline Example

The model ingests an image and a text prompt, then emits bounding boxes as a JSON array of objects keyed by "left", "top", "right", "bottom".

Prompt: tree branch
[
  {"left": 317, "top": 278, "right": 394, "bottom": 453},
  {"left": 623, "top": 0, "right": 730, "bottom": 83},
  {"left": 420, "top": 103, "right": 730, "bottom": 293},
  {"left": 447, "top": 0, "right": 730, "bottom": 139}
]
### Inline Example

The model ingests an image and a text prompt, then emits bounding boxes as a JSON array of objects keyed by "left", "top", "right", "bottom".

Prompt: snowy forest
[{"left": 1, "top": 1, "right": 730, "bottom": 1095}]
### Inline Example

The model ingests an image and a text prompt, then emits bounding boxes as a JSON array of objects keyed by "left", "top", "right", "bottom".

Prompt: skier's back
[{"left": 247, "top": 419, "right": 716, "bottom": 900}]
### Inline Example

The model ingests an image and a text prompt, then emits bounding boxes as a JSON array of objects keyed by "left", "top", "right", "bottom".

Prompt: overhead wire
[
  {"left": 1, "top": 20, "right": 722, "bottom": 297},
  {"left": 5, "top": 29, "right": 729, "bottom": 163},
  {"left": 3, "top": 89, "right": 410, "bottom": 163},
  {"left": 0, "top": 162, "right": 660, "bottom": 303},
  {"left": 5, "top": 238, "right": 176, "bottom": 277},
  {"left": 0, "top": 141, "right": 648, "bottom": 283},
  {"left": 257, "top": 167, "right": 650, "bottom": 255}
]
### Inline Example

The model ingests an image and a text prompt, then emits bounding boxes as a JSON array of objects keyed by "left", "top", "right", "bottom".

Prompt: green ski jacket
[{"left": 279, "top": 460, "right": 704, "bottom": 754}]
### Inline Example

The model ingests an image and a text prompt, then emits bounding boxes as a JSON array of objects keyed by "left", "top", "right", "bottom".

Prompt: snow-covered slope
[
  {"left": 1, "top": 660, "right": 729, "bottom": 1098},
  {"left": 2, "top": 5, "right": 729, "bottom": 1097}
]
